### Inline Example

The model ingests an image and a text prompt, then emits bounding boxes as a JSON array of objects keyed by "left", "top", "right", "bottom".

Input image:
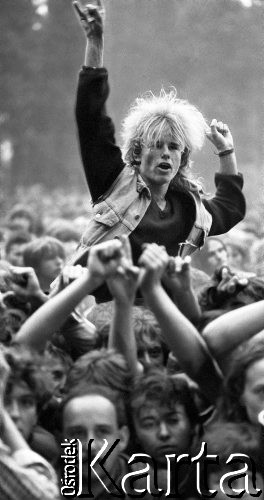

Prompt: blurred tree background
[{"left": 0, "top": 0, "right": 263, "bottom": 207}]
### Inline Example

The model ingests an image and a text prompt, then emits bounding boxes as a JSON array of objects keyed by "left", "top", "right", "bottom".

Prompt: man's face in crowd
[
  {"left": 6, "top": 243, "right": 25, "bottom": 267},
  {"left": 63, "top": 394, "right": 128, "bottom": 482},
  {"left": 45, "top": 356, "right": 67, "bottom": 397},
  {"left": 137, "top": 334, "right": 165, "bottom": 370},
  {"left": 37, "top": 254, "right": 64, "bottom": 285},
  {"left": 5, "top": 381, "right": 37, "bottom": 440},
  {"left": 133, "top": 399, "right": 192, "bottom": 466}
]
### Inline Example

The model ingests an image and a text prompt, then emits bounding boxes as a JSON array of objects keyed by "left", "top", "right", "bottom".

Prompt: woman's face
[
  {"left": 241, "top": 358, "right": 264, "bottom": 425},
  {"left": 133, "top": 401, "right": 192, "bottom": 466},
  {"left": 207, "top": 239, "right": 228, "bottom": 271}
]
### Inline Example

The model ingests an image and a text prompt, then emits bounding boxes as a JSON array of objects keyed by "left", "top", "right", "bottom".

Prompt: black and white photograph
[{"left": 0, "top": 0, "right": 264, "bottom": 498}]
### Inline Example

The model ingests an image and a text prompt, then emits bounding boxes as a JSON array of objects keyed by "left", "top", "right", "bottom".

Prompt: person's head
[
  {"left": 121, "top": 89, "right": 207, "bottom": 190},
  {"left": 204, "top": 421, "right": 263, "bottom": 499},
  {"left": 0, "top": 261, "right": 31, "bottom": 336},
  {"left": 4, "top": 345, "right": 52, "bottom": 440},
  {"left": 130, "top": 370, "right": 199, "bottom": 466},
  {"left": 46, "top": 219, "right": 80, "bottom": 259},
  {"left": 133, "top": 316, "right": 168, "bottom": 370},
  {"left": 6, "top": 204, "right": 42, "bottom": 235},
  {"left": 44, "top": 343, "right": 73, "bottom": 398},
  {"left": 5, "top": 231, "right": 32, "bottom": 267},
  {"left": 220, "top": 338, "right": 264, "bottom": 426},
  {"left": 66, "top": 348, "right": 132, "bottom": 397},
  {"left": 204, "top": 237, "right": 228, "bottom": 274},
  {"left": 23, "top": 236, "right": 65, "bottom": 290},
  {"left": 61, "top": 384, "right": 129, "bottom": 483},
  {"left": 226, "top": 240, "right": 249, "bottom": 271}
]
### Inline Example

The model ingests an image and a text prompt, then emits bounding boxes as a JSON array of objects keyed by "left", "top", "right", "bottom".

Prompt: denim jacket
[{"left": 70, "top": 166, "right": 212, "bottom": 266}]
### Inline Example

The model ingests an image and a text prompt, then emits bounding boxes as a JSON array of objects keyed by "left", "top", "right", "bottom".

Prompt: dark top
[{"left": 76, "top": 67, "right": 246, "bottom": 302}]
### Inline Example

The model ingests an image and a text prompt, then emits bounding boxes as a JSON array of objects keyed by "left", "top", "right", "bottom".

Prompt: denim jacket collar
[{"left": 136, "top": 174, "right": 151, "bottom": 197}]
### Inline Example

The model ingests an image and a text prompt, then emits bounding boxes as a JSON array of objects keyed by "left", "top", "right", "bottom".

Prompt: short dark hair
[
  {"left": 23, "top": 236, "right": 65, "bottom": 270},
  {"left": 45, "top": 342, "right": 73, "bottom": 372},
  {"left": 130, "top": 369, "right": 199, "bottom": 426}
]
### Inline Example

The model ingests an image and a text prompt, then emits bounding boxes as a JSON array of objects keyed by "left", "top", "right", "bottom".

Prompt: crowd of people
[{"left": 1, "top": 1, "right": 264, "bottom": 499}]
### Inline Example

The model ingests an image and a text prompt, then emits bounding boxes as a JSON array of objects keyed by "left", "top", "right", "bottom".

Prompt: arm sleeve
[
  {"left": 203, "top": 173, "right": 246, "bottom": 235},
  {"left": 0, "top": 444, "right": 59, "bottom": 500},
  {"left": 76, "top": 67, "right": 125, "bottom": 202}
]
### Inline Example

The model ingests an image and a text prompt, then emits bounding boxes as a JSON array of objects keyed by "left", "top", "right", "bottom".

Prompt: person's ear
[
  {"left": 180, "top": 147, "right": 190, "bottom": 168},
  {"left": 118, "top": 425, "right": 130, "bottom": 451}
]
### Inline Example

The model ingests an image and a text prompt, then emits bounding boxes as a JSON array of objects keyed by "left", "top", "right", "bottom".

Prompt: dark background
[{"left": 0, "top": 0, "right": 263, "bottom": 206}]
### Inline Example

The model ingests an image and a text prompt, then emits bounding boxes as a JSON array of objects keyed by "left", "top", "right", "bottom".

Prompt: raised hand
[
  {"left": 73, "top": 0, "right": 105, "bottom": 39},
  {"left": 163, "top": 255, "right": 192, "bottom": 294},
  {"left": 87, "top": 238, "right": 138, "bottom": 283},
  {"left": 138, "top": 243, "right": 169, "bottom": 296},
  {"left": 216, "top": 266, "right": 248, "bottom": 296},
  {"left": 206, "top": 119, "right": 234, "bottom": 153},
  {"left": 8, "top": 266, "right": 43, "bottom": 300},
  {"left": 106, "top": 236, "right": 139, "bottom": 305}
]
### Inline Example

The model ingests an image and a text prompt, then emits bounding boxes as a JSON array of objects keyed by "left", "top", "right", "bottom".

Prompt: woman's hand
[
  {"left": 206, "top": 119, "right": 234, "bottom": 153},
  {"left": 73, "top": 0, "right": 105, "bottom": 40}
]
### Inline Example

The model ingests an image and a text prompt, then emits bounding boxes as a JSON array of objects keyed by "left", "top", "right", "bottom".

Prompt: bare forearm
[
  {"left": 109, "top": 301, "right": 139, "bottom": 377},
  {"left": 145, "top": 285, "right": 213, "bottom": 377},
  {"left": 218, "top": 151, "right": 238, "bottom": 175},
  {"left": 16, "top": 270, "right": 101, "bottom": 351},
  {"left": 172, "top": 289, "right": 201, "bottom": 324},
  {"left": 203, "top": 300, "right": 264, "bottom": 357},
  {"left": 144, "top": 285, "right": 222, "bottom": 402},
  {"left": 84, "top": 38, "right": 103, "bottom": 67}
]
